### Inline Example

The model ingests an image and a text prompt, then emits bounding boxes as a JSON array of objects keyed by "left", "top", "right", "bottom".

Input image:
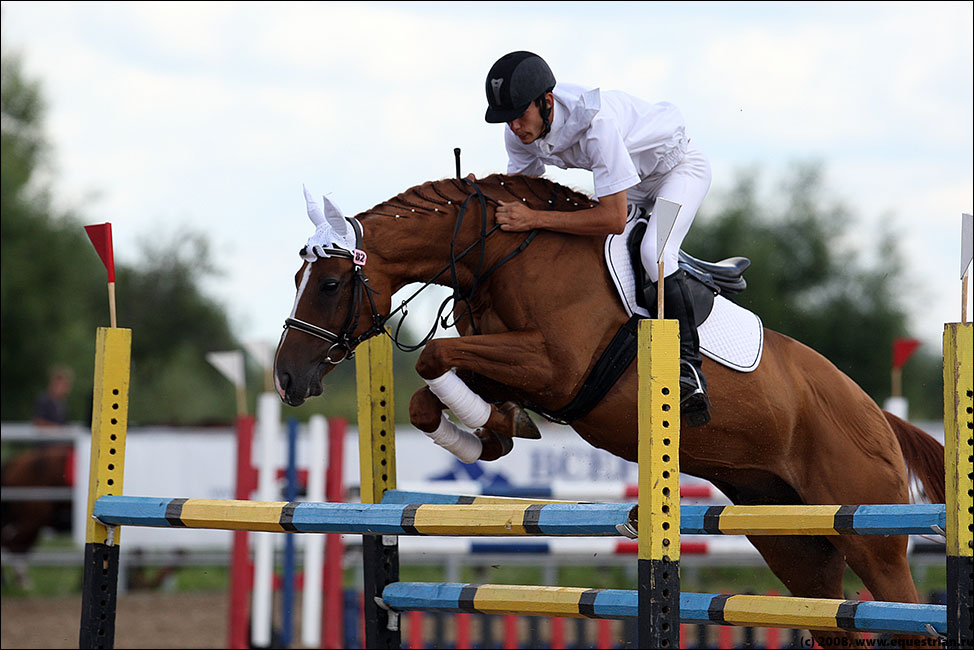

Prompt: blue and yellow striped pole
[
  {"left": 943, "top": 322, "right": 972, "bottom": 648},
  {"left": 91, "top": 495, "right": 944, "bottom": 536},
  {"left": 79, "top": 327, "right": 131, "bottom": 649},
  {"left": 356, "top": 334, "right": 401, "bottom": 648},
  {"left": 381, "top": 582, "right": 947, "bottom": 636},
  {"left": 637, "top": 319, "right": 681, "bottom": 647},
  {"left": 92, "top": 496, "right": 637, "bottom": 535}
]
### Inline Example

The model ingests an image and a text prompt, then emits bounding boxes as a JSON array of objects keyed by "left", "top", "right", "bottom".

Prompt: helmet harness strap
[{"left": 537, "top": 93, "right": 553, "bottom": 138}]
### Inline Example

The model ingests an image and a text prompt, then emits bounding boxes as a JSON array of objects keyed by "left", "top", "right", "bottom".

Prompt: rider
[{"left": 484, "top": 50, "right": 713, "bottom": 425}]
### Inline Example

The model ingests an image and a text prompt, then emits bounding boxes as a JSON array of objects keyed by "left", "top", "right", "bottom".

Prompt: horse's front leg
[
  {"left": 408, "top": 385, "right": 513, "bottom": 462},
  {"left": 415, "top": 330, "right": 558, "bottom": 442}
]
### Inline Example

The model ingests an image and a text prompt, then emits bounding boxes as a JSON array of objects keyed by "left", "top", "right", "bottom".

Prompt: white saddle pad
[{"left": 604, "top": 212, "right": 764, "bottom": 373}]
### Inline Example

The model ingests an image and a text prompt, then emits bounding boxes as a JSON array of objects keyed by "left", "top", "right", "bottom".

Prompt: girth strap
[{"left": 527, "top": 315, "right": 640, "bottom": 425}]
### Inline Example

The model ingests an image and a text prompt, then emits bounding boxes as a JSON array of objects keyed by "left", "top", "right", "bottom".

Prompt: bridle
[
  {"left": 281, "top": 178, "right": 542, "bottom": 363},
  {"left": 282, "top": 214, "right": 385, "bottom": 364},
  {"left": 282, "top": 250, "right": 386, "bottom": 365}
]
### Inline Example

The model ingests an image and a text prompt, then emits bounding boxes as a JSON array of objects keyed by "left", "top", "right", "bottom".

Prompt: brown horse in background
[
  {"left": 1, "top": 444, "right": 74, "bottom": 554},
  {"left": 273, "top": 173, "right": 945, "bottom": 647},
  {"left": 1, "top": 443, "right": 74, "bottom": 588}
]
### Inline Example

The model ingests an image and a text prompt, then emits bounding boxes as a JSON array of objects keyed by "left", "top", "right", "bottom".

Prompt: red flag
[
  {"left": 84, "top": 223, "right": 115, "bottom": 282},
  {"left": 892, "top": 337, "right": 921, "bottom": 369}
]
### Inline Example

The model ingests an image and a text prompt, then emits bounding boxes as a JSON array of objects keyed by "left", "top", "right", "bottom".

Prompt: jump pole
[
  {"left": 205, "top": 350, "right": 254, "bottom": 649},
  {"left": 356, "top": 334, "right": 401, "bottom": 648},
  {"left": 317, "top": 414, "right": 347, "bottom": 649},
  {"left": 251, "top": 392, "right": 281, "bottom": 648},
  {"left": 79, "top": 326, "right": 131, "bottom": 649},
  {"left": 638, "top": 197, "right": 682, "bottom": 647},
  {"left": 281, "top": 418, "right": 299, "bottom": 648},
  {"left": 943, "top": 321, "right": 973, "bottom": 648},
  {"left": 228, "top": 413, "right": 256, "bottom": 649},
  {"left": 80, "top": 223, "right": 129, "bottom": 649},
  {"left": 945, "top": 213, "right": 973, "bottom": 648},
  {"left": 302, "top": 415, "right": 327, "bottom": 647},
  {"left": 637, "top": 318, "right": 681, "bottom": 648}
]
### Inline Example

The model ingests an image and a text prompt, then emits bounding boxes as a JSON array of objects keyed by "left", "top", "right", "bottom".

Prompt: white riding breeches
[{"left": 629, "top": 142, "right": 712, "bottom": 283}]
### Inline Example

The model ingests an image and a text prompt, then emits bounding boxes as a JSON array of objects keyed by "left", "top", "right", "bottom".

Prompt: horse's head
[
  {"left": 274, "top": 187, "right": 385, "bottom": 406},
  {"left": 274, "top": 174, "right": 598, "bottom": 406}
]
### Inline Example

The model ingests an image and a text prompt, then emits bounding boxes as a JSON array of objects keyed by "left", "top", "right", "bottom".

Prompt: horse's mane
[{"left": 361, "top": 174, "right": 598, "bottom": 220}]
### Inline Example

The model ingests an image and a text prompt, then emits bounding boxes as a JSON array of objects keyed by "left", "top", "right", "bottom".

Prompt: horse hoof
[
  {"left": 499, "top": 401, "right": 541, "bottom": 439},
  {"left": 475, "top": 428, "right": 515, "bottom": 461}
]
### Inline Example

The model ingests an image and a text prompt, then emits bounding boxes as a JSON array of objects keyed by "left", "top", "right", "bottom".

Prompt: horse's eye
[{"left": 320, "top": 280, "right": 340, "bottom": 294}]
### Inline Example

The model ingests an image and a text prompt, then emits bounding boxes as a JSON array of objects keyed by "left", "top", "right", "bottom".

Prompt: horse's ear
[
  {"left": 303, "top": 184, "right": 326, "bottom": 226},
  {"left": 303, "top": 184, "right": 354, "bottom": 252},
  {"left": 320, "top": 194, "right": 352, "bottom": 243}
]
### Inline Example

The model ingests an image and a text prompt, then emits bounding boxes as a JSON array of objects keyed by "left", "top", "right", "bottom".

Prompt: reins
[{"left": 384, "top": 178, "right": 539, "bottom": 352}]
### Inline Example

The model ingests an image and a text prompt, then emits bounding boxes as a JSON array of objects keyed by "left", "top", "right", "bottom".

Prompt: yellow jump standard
[
  {"left": 356, "top": 335, "right": 401, "bottom": 649},
  {"left": 637, "top": 319, "right": 681, "bottom": 648},
  {"left": 79, "top": 328, "right": 132, "bottom": 650},
  {"left": 944, "top": 322, "right": 973, "bottom": 648}
]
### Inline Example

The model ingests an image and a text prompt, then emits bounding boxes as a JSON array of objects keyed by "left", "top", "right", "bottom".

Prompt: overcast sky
[{"left": 2, "top": 1, "right": 971, "bottom": 353}]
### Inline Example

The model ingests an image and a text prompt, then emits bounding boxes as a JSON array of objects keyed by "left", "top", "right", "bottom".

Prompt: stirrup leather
[
  {"left": 678, "top": 360, "right": 711, "bottom": 427},
  {"left": 679, "top": 360, "right": 707, "bottom": 401}
]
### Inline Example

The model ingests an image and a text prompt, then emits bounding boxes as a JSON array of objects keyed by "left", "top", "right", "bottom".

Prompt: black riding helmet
[{"left": 484, "top": 51, "right": 556, "bottom": 127}]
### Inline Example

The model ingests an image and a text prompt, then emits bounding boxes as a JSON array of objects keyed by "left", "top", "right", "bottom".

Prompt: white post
[
  {"left": 301, "top": 415, "right": 327, "bottom": 647},
  {"left": 883, "top": 396, "right": 909, "bottom": 420},
  {"left": 205, "top": 350, "right": 247, "bottom": 416},
  {"left": 252, "top": 393, "right": 281, "bottom": 648}
]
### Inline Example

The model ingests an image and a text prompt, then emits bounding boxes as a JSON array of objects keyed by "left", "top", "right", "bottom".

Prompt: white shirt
[{"left": 505, "top": 82, "right": 689, "bottom": 199}]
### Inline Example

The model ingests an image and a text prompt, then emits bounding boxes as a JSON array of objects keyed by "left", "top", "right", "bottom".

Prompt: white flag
[
  {"left": 962, "top": 213, "right": 973, "bottom": 279},
  {"left": 655, "top": 198, "right": 682, "bottom": 264},
  {"left": 206, "top": 350, "right": 245, "bottom": 389},
  {"left": 243, "top": 340, "right": 274, "bottom": 372}
]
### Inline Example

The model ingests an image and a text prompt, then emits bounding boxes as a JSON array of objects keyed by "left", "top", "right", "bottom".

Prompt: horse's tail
[{"left": 883, "top": 410, "right": 945, "bottom": 504}]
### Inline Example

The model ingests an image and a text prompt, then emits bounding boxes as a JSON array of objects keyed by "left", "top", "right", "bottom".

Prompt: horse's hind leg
[
  {"left": 747, "top": 535, "right": 863, "bottom": 647},
  {"left": 829, "top": 536, "right": 941, "bottom": 648},
  {"left": 831, "top": 535, "right": 919, "bottom": 602}
]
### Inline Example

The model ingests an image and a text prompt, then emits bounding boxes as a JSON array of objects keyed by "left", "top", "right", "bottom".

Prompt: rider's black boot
[{"left": 662, "top": 270, "right": 711, "bottom": 426}]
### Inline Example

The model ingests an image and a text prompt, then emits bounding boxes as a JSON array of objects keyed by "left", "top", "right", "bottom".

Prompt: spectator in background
[
  {"left": 3, "top": 365, "right": 77, "bottom": 583},
  {"left": 32, "top": 365, "right": 74, "bottom": 426}
]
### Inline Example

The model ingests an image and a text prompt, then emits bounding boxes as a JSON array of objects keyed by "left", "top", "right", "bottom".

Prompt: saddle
[{"left": 625, "top": 210, "right": 750, "bottom": 325}]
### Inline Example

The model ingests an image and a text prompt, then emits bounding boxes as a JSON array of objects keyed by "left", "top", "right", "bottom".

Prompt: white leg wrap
[
  {"left": 424, "top": 413, "right": 482, "bottom": 464},
  {"left": 424, "top": 370, "right": 491, "bottom": 430}
]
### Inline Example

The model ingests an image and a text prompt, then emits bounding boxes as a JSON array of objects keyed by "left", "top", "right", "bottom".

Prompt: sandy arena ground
[{"left": 1, "top": 592, "right": 230, "bottom": 649}]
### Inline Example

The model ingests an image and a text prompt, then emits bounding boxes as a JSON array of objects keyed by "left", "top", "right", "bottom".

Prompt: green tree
[
  {"left": 899, "top": 350, "right": 944, "bottom": 422},
  {"left": 684, "top": 162, "right": 942, "bottom": 416},
  {"left": 1, "top": 51, "right": 242, "bottom": 425},
  {"left": 119, "top": 232, "right": 240, "bottom": 424},
  {"left": 1, "top": 52, "right": 106, "bottom": 421}
]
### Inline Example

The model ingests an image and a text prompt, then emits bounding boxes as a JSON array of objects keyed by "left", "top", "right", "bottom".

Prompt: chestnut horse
[
  {"left": 1, "top": 443, "right": 74, "bottom": 588},
  {"left": 274, "top": 174, "right": 944, "bottom": 646}
]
